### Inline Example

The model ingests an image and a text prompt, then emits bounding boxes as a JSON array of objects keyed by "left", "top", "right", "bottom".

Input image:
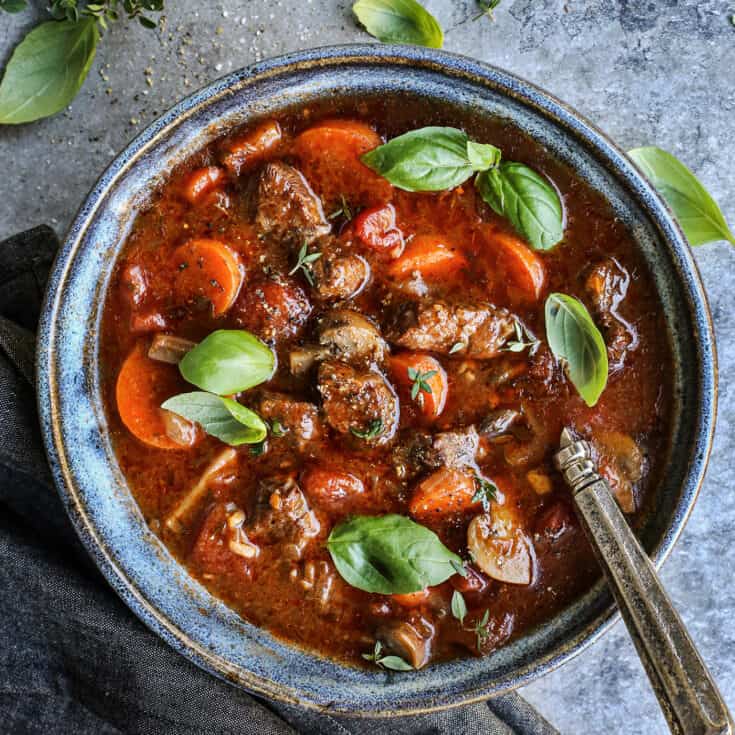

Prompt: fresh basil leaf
[
  {"left": 353, "top": 0, "right": 443, "bottom": 48},
  {"left": 466, "top": 141, "right": 501, "bottom": 171},
  {"left": 476, "top": 162, "right": 564, "bottom": 250},
  {"left": 362, "top": 127, "right": 487, "bottom": 192},
  {"left": 378, "top": 655, "right": 414, "bottom": 671},
  {"left": 162, "top": 392, "right": 267, "bottom": 445},
  {"left": 451, "top": 590, "right": 467, "bottom": 624},
  {"left": 0, "top": 0, "right": 27, "bottom": 12},
  {"left": 0, "top": 18, "right": 99, "bottom": 124},
  {"left": 179, "top": 330, "right": 275, "bottom": 396},
  {"left": 327, "top": 514, "right": 461, "bottom": 594},
  {"left": 545, "top": 293, "right": 608, "bottom": 407},
  {"left": 628, "top": 146, "right": 735, "bottom": 246}
]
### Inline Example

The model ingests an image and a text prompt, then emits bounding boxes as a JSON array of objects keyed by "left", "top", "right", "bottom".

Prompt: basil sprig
[
  {"left": 628, "top": 147, "right": 735, "bottom": 246},
  {"left": 179, "top": 330, "right": 275, "bottom": 396},
  {"left": 161, "top": 392, "right": 267, "bottom": 446},
  {"left": 361, "top": 127, "right": 501, "bottom": 192},
  {"left": 545, "top": 293, "right": 608, "bottom": 407},
  {"left": 476, "top": 163, "right": 564, "bottom": 251},
  {"left": 327, "top": 514, "right": 461, "bottom": 594},
  {"left": 352, "top": 0, "right": 443, "bottom": 48}
]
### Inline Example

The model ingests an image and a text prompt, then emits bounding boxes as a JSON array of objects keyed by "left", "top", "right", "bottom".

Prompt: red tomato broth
[{"left": 100, "top": 96, "right": 672, "bottom": 668}]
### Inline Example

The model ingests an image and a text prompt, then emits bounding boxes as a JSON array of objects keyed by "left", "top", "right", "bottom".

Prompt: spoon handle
[{"left": 555, "top": 432, "right": 733, "bottom": 735}]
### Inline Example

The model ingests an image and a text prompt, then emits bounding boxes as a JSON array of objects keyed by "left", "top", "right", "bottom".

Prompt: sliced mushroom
[
  {"left": 318, "top": 309, "right": 388, "bottom": 365},
  {"left": 467, "top": 507, "right": 534, "bottom": 586},
  {"left": 594, "top": 430, "right": 645, "bottom": 513},
  {"left": 377, "top": 616, "right": 436, "bottom": 669},
  {"left": 148, "top": 334, "right": 197, "bottom": 364}
]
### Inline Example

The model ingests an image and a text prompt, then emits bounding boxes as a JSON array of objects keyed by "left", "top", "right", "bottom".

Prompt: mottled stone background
[{"left": 1, "top": 1, "right": 733, "bottom": 732}]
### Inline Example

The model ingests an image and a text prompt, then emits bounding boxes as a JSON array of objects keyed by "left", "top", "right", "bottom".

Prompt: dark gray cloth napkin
[{"left": 0, "top": 226, "right": 558, "bottom": 735}]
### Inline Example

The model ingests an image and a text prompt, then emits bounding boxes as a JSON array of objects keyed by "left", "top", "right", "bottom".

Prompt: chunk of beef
[
  {"left": 310, "top": 238, "right": 370, "bottom": 301},
  {"left": 317, "top": 361, "right": 399, "bottom": 445},
  {"left": 430, "top": 426, "right": 480, "bottom": 469},
  {"left": 479, "top": 408, "right": 523, "bottom": 441},
  {"left": 390, "top": 300, "right": 516, "bottom": 359},
  {"left": 232, "top": 276, "right": 311, "bottom": 343},
  {"left": 258, "top": 393, "right": 324, "bottom": 453},
  {"left": 584, "top": 258, "right": 638, "bottom": 371},
  {"left": 249, "top": 478, "right": 321, "bottom": 560},
  {"left": 255, "top": 162, "right": 331, "bottom": 245},
  {"left": 391, "top": 431, "right": 434, "bottom": 480}
]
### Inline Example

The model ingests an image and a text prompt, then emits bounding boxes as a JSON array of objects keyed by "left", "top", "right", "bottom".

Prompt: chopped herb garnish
[
  {"left": 502, "top": 319, "right": 540, "bottom": 354},
  {"left": 475, "top": 0, "right": 501, "bottom": 20},
  {"left": 473, "top": 609, "right": 491, "bottom": 650},
  {"left": 451, "top": 590, "right": 467, "bottom": 625},
  {"left": 449, "top": 341, "right": 465, "bottom": 354},
  {"left": 289, "top": 242, "right": 322, "bottom": 286},
  {"left": 472, "top": 475, "right": 498, "bottom": 512},
  {"left": 250, "top": 440, "right": 267, "bottom": 456},
  {"left": 350, "top": 418, "right": 383, "bottom": 440},
  {"left": 408, "top": 366, "right": 437, "bottom": 401},
  {"left": 362, "top": 640, "right": 413, "bottom": 671},
  {"left": 328, "top": 194, "right": 354, "bottom": 221},
  {"left": 269, "top": 419, "right": 286, "bottom": 437},
  {"left": 450, "top": 559, "right": 468, "bottom": 578}
]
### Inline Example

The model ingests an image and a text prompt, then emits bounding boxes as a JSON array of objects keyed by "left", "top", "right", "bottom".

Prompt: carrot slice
[
  {"left": 388, "top": 234, "right": 468, "bottom": 280},
  {"left": 294, "top": 119, "right": 393, "bottom": 208},
  {"left": 116, "top": 343, "right": 187, "bottom": 450},
  {"left": 172, "top": 239, "right": 243, "bottom": 316},
  {"left": 487, "top": 230, "right": 546, "bottom": 301},
  {"left": 182, "top": 166, "right": 226, "bottom": 204},
  {"left": 392, "top": 589, "right": 430, "bottom": 607},
  {"left": 222, "top": 120, "right": 282, "bottom": 175},
  {"left": 389, "top": 352, "right": 447, "bottom": 419},
  {"left": 301, "top": 466, "right": 365, "bottom": 511},
  {"left": 409, "top": 467, "right": 478, "bottom": 519}
]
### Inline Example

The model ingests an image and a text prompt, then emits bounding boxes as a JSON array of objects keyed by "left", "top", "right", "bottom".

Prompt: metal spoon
[{"left": 553, "top": 428, "right": 733, "bottom": 735}]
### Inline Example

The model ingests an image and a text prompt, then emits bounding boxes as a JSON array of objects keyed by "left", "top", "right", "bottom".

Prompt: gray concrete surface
[{"left": 1, "top": 1, "right": 734, "bottom": 732}]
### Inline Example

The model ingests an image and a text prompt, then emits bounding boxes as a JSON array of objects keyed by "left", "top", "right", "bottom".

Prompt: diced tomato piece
[
  {"left": 301, "top": 466, "right": 365, "bottom": 512},
  {"left": 487, "top": 230, "right": 546, "bottom": 301},
  {"left": 409, "top": 467, "right": 478, "bottom": 520},
  {"left": 392, "top": 588, "right": 430, "bottom": 607},
  {"left": 294, "top": 119, "right": 393, "bottom": 208},
  {"left": 172, "top": 238, "right": 243, "bottom": 316},
  {"left": 182, "top": 166, "right": 226, "bottom": 204},
  {"left": 354, "top": 203, "right": 404, "bottom": 257},
  {"left": 115, "top": 342, "right": 185, "bottom": 450},
  {"left": 388, "top": 235, "right": 468, "bottom": 280},
  {"left": 231, "top": 277, "right": 311, "bottom": 342},
  {"left": 222, "top": 120, "right": 282, "bottom": 175},
  {"left": 389, "top": 352, "right": 448, "bottom": 419}
]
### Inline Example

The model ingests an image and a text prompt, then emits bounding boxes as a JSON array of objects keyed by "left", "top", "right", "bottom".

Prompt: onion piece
[
  {"left": 148, "top": 334, "right": 197, "bottom": 364},
  {"left": 161, "top": 409, "right": 200, "bottom": 448}
]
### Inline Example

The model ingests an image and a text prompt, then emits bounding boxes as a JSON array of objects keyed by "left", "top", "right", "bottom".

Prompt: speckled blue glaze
[{"left": 36, "top": 45, "right": 716, "bottom": 716}]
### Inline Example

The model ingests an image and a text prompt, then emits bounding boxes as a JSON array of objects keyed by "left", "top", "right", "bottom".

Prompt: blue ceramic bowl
[{"left": 36, "top": 45, "right": 716, "bottom": 716}]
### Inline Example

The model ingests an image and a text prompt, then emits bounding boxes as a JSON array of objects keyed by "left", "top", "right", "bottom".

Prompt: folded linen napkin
[{"left": 0, "top": 226, "right": 558, "bottom": 735}]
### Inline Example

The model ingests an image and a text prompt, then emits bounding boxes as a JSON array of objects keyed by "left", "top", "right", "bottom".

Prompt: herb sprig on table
[{"left": 0, "top": 0, "right": 164, "bottom": 124}]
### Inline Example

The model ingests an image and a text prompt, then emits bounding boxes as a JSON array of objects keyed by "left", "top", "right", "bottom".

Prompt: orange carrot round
[
  {"left": 294, "top": 119, "right": 393, "bottom": 208},
  {"left": 488, "top": 230, "right": 546, "bottom": 301},
  {"left": 392, "top": 589, "right": 430, "bottom": 607},
  {"left": 116, "top": 343, "right": 186, "bottom": 450},
  {"left": 389, "top": 352, "right": 448, "bottom": 419},
  {"left": 409, "top": 467, "right": 478, "bottom": 519},
  {"left": 172, "top": 239, "right": 243, "bottom": 316},
  {"left": 388, "top": 234, "right": 468, "bottom": 280},
  {"left": 182, "top": 166, "right": 226, "bottom": 204}
]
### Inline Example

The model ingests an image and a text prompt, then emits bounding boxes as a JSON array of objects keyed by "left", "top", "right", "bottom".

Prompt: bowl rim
[{"left": 36, "top": 43, "right": 717, "bottom": 716}]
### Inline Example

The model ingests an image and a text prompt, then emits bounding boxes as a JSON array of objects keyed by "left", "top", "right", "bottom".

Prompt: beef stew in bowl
[{"left": 101, "top": 101, "right": 671, "bottom": 670}]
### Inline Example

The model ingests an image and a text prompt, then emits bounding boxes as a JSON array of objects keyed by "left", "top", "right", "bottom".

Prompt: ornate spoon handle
[{"left": 554, "top": 429, "right": 733, "bottom": 735}]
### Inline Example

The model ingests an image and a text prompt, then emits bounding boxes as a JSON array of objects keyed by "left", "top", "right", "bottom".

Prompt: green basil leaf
[
  {"left": 0, "top": 18, "right": 99, "bottom": 124},
  {"left": 545, "top": 293, "right": 608, "bottom": 407},
  {"left": 179, "top": 330, "right": 275, "bottom": 396},
  {"left": 466, "top": 140, "right": 501, "bottom": 171},
  {"left": 161, "top": 392, "right": 267, "bottom": 446},
  {"left": 628, "top": 146, "right": 735, "bottom": 246},
  {"left": 362, "top": 127, "right": 485, "bottom": 192},
  {"left": 327, "top": 514, "right": 461, "bottom": 594},
  {"left": 0, "top": 0, "right": 28, "bottom": 13},
  {"left": 451, "top": 589, "right": 467, "bottom": 624},
  {"left": 379, "top": 655, "right": 414, "bottom": 671},
  {"left": 476, "top": 163, "right": 564, "bottom": 250},
  {"left": 353, "top": 0, "right": 443, "bottom": 48}
]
